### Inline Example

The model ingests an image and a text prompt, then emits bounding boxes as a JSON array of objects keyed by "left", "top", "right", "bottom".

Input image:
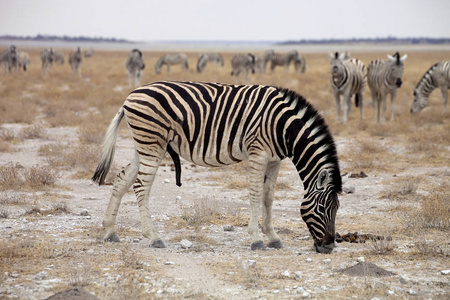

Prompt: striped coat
[
  {"left": 92, "top": 81, "right": 342, "bottom": 253},
  {"left": 155, "top": 53, "right": 189, "bottom": 74},
  {"left": 126, "top": 49, "right": 145, "bottom": 88},
  {"left": 367, "top": 52, "right": 407, "bottom": 122},
  {"left": 0, "top": 45, "right": 17, "bottom": 73},
  {"left": 411, "top": 60, "right": 450, "bottom": 113}
]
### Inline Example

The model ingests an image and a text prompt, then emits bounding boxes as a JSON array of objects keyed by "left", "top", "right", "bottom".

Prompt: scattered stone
[
  {"left": 298, "top": 236, "right": 311, "bottom": 240},
  {"left": 180, "top": 239, "right": 192, "bottom": 249},
  {"left": 399, "top": 276, "right": 409, "bottom": 284},
  {"left": 223, "top": 225, "right": 235, "bottom": 231},
  {"left": 441, "top": 269, "right": 450, "bottom": 275},
  {"left": 34, "top": 271, "right": 49, "bottom": 280},
  {"left": 294, "top": 271, "right": 302, "bottom": 279},
  {"left": 387, "top": 290, "right": 395, "bottom": 296},
  {"left": 357, "top": 257, "right": 365, "bottom": 263},
  {"left": 305, "top": 258, "right": 312, "bottom": 262},
  {"left": 44, "top": 287, "right": 100, "bottom": 300},
  {"left": 79, "top": 209, "right": 89, "bottom": 216},
  {"left": 343, "top": 186, "right": 356, "bottom": 194},
  {"left": 175, "top": 196, "right": 182, "bottom": 201},
  {"left": 10, "top": 272, "right": 20, "bottom": 278},
  {"left": 407, "top": 289, "right": 418, "bottom": 295},
  {"left": 133, "top": 238, "right": 140, "bottom": 243},
  {"left": 163, "top": 179, "right": 170, "bottom": 184},
  {"left": 247, "top": 260, "right": 256, "bottom": 268},
  {"left": 165, "top": 261, "right": 175, "bottom": 265},
  {"left": 281, "top": 270, "right": 290, "bottom": 278},
  {"left": 349, "top": 171, "right": 368, "bottom": 178},
  {"left": 342, "top": 262, "right": 395, "bottom": 277},
  {"left": 323, "top": 258, "right": 331, "bottom": 264}
]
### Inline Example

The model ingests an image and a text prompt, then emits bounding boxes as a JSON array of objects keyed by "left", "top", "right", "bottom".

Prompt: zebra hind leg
[{"left": 103, "top": 152, "right": 139, "bottom": 242}]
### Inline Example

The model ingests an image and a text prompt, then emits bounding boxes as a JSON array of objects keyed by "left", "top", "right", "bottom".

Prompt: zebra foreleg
[
  {"left": 342, "top": 92, "right": 351, "bottom": 123},
  {"left": 103, "top": 153, "right": 140, "bottom": 242},
  {"left": 333, "top": 92, "right": 342, "bottom": 123},
  {"left": 389, "top": 92, "right": 396, "bottom": 121},
  {"left": 439, "top": 85, "right": 448, "bottom": 113},
  {"left": 262, "top": 161, "right": 282, "bottom": 249},
  {"left": 247, "top": 151, "right": 269, "bottom": 250}
]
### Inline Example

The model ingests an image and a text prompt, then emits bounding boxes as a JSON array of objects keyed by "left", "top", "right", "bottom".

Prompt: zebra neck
[{"left": 416, "top": 66, "right": 437, "bottom": 97}]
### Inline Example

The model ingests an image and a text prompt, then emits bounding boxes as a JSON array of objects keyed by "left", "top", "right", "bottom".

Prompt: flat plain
[{"left": 0, "top": 45, "right": 449, "bottom": 299}]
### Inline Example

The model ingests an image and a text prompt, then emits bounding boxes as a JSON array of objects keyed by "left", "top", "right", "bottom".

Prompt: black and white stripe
[
  {"left": 92, "top": 81, "right": 342, "bottom": 253},
  {"left": 17, "top": 51, "right": 30, "bottom": 71},
  {"left": 230, "top": 53, "right": 256, "bottom": 78},
  {"left": 268, "top": 50, "right": 298, "bottom": 71},
  {"left": 0, "top": 45, "right": 17, "bottom": 73},
  {"left": 126, "top": 49, "right": 145, "bottom": 88},
  {"left": 69, "top": 47, "right": 82, "bottom": 76},
  {"left": 367, "top": 52, "right": 407, "bottom": 122},
  {"left": 411, "top": 60, "right": 450, "bottom": 113},
  {"left": 155, "top": 53, "right": 189, "bottom": 74},
  {"left": 196, "top": 53, "right": 224, "bottom": 73},
  {"left": 329, "top": 52, "right": 366, "bottom": 123}
]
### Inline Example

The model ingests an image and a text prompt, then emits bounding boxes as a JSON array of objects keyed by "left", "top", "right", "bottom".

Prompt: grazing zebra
[
  {"left": 41, "top": 48, "right": 55, "bottom": 74},
  {"left": 329, "top": 52, "right": 366, "bottom": 123},
  {"left": 196, "top": 53, "right": 224, "bottom": 73},
  {"left": 367, "top": 52, "right": 407, "bottom": 122},
  {"left": 17, "top": 51, "right": 30, "bottom": 71},
  {"left": 230, "top": 53, "right": 256, "bottom": 78},
  {"left": 255, "top": 49, "right": 275, "bottom": 73},
  {"left": 294, "top": 54, "right": 307, "bottom": 73},
  {"left": 126, "top": 49, "right": 145, "bottom": 88},
  {"left": 54, "top": 51, "right": 65, "bottom": 65},
  {"left": 268, "top": 50, "right": 298, "bottom": 71},
  {"left": 411, "top": 60, "right": 450, "bottom": 113},
  {"left": 92, "top": 81, "right": 342, "bottom": 254},
  {"left": 69, "top": 47, "right": 82, "bottom": 76},
  {"left": 0, "top": 45, "right": 17, "bottom": 73},
  {"left": 155, "top": 53, "right": 189, "bottom": 74}
]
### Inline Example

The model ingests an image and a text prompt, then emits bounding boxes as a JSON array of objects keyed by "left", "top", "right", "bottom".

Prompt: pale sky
[{"left": 1, "top": 0, "right": 449, "bottom": 42}]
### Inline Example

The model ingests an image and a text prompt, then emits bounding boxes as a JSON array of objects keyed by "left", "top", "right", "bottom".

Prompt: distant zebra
[
  {"left": 92, "top": 81, "right": 342, "bottom": 254},
  {"left": 0, "top": 45, "right": 17, "bottom": 73},
  {"left": 155, "top": 53, "right": 188, "bottom": 75},
  {"left": 411, "top": 60, "right": 450, "bottom": 113},
  {"left": 41, "top": 48, "right": 55, "bottom": 74},
  {"left": 54, "top": 51, "right": 65, "bottom": 65},
  {"left": 230, "top": 53, "right": 256, "bottom": 78},
  {"left": 367, "top": 52, "right": 407, "bottom": 122},
  {"left": 329, "top": 52, "right": 366, "bottom": 123},
  {"left": 294, "top": 54, "right": 306, "bottom": 73},
  {"left": 255, "top": 49, "right": 275, "bottom": 73},
  {"left": 196, "top": 53, "right": 224, "bottom": 73},
  {"left": 17, "top": 51, "right": 30, "bottom": 71},
  {"left": 69, "top": 47, "right": 82, "bottom": 76},
  {"left": 126, "top": 49, "right": 145, "bottom": 88},
  {"left": 268, "top": 50, "right": 298, "bottom": 71},
  {"left": 84, "top": 48, "right": 94, "bottom": 58}
]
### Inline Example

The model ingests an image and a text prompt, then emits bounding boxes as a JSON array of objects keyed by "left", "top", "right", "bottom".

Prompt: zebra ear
[
  {"left": 387, "top": 54, "right": 395, "bottom": 62},
  {"left": 339, "top": 52, "right": 346, "bottom": 60},
  {"left": 317, "top": 169, "right": 330, "bottom": 189},
  {"left": 400, "top": 54, "right": 408, "bottom": 62},
  {"left": 329, "top": 53, "right": 335, "bottom": 60}
]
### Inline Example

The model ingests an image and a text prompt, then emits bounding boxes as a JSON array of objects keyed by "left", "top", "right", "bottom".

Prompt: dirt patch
[
  {"left": 342, "top": 262, "right": 395, "bottom": 277},
  {"left": 45, "top": 288, "right": 99, "bottom": 300}
]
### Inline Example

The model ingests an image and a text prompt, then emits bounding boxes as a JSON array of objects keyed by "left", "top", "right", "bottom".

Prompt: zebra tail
[
  {"left": 355, "top": 94, "right": 359, "bottom": 107},
  {"left": 91, "top": 107, "right": 125, "bottom": 185}
]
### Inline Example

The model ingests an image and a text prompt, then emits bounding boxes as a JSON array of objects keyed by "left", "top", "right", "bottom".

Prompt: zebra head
[
  {"left": 411, "top": 89, "right": 428, "bottom": 113},
  {"left": 387, "top": 52, "right": 407, "bottom": 87},
  {"left": 9, "top": 45, "right": 17, "bottom": 65},
  {"left": 329, "top": 52, "right": 347, "bottom": 84},
  {"left": 301, "top": 168, "right": 340, "bottom": 254}
]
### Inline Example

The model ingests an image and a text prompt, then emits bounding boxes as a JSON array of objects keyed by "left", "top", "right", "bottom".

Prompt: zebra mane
[
  {"left": 278, "top": 88, "right": 342, "bottom": 193},
  {"left": 415, "top": 62, "right": 439, "bottom": 91}
]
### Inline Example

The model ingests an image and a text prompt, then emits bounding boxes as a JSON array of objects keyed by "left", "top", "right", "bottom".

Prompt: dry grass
[
  {"left": 0, "top": 162, "right": 59, "bottom": 191},
  {"left": 20, "top": 124, "right": 46, "bottom": 139},
  {"left": 382, "top": 176, "right": 421, "bottom": 200}
]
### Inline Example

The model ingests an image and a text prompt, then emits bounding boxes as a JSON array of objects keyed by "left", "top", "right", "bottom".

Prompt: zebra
[
  {"left": 54, "top": 51, "right": 65, "bottom": 65},
  {"left": 196, "top": 53, "right": 224, "bottom": 73},
  {"left": 92, "top": 81, "right": 342, "bottom": 254},
  {"left": 69, "top": 47, "right": 82, "bottom": 76},
  {"left": 41, "top": 48, "right": 56, "bottom": 74},
  {"left": 255, "top": 49, "right": 275, "bottom": 73},
  {"left": 155, "top": 53, "right": 189, "bottom": 75},
  {"left": 329, "top": 52, "right": 366, "bottom": 123},
  {"left": 268, "top": 50, "right": 298, "bottom": 71},
  {"left": 411, "top": 60, "right": 450, "bottom": 114},
  {"left": 126, "top": 49, "right": 145, "bottom": 88},
  {"left": 17, "top": 51, "right": 30, "bottom": 71},
  {"left": 367, "top": 52, "right": 407, "bottom": 122},
  {"left": 84, "top": 48, "right": 94, "bottom": 58},
  {"left": 0, "top": 45, "right": 17, "bottom": 73},
  {"left": 230, "top": 53, "right": 256, "bottom": 78},
  {"left": 294, "top": 54, "right": 306, "bottom": 74}
]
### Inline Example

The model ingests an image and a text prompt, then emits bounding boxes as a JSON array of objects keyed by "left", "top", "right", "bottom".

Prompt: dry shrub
[
  {"left": 78, "top": 114, "right": 106, "bottom": 144},
  {"left": 413, "top": 241, "right": 448, "bottom": 257},
  {"left": 20, "top": 124, "right": 46, "bottom": 139},
  {"left": 0, "top": 163, "right": 59, "bottom": 191},
  {"left": 0, "top": 209, "right": 9, "bottom": 219},
  {"left": 0, "top": 240, "right": 72, "bottom": 262},
  {"left": 383, "top": 176, "right": 420, "bottom": 200},
  {"left": 69, "top": 262, "right": 93, "bottom": 287},
  {"left": 0, "top": 191, "right": 25, "bottom": 205},
  {"left": 420, "top": 188, "right": 449, "bottom": 229},
  {"left": 23, "top": 165, "right": 59, "bottom": 188},
  {"left": 343, "top": 138, "right": 388, "bottom": 171},
  {"left": 0, "top": 98, "right": 39, "bottom": 124},
  {"left": 0, "top": 128, "right": 15, "bottom": 142},
  {"left": 0, "top": 162, "right": 23, "bottom": 190},
  {"left": 179, "top": 197, "right": 218, "bottom": 227},
  {"left": 367, "top": 238, "right": 395, "bottom": 255},
  {"left": 120, "top": 246, "right": 144, "bottom": 270}
]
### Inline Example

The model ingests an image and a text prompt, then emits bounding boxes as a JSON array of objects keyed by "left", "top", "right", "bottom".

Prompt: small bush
[
  {"left": 20, "top": 124, "right": 46, "bottom": 139},
  {"left": 367, "top": 237, "right": 395, "bottom": 255},
  {"left": 0, "top": 162, "right": 23, "bottom": 190},
  {"left": 420, "top": 189, "right": 449, "bottom": 229},
  {"left": 23, "top": 165, "right": 59, "bottom": 188},
  {"left": 0, "top": 209, "right": 9, "bottom": 219}
]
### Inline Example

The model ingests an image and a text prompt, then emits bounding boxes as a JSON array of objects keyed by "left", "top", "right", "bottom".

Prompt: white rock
[
  {"left": 305, "top": 258, "right": 312, "bottom": 262},
  {"left": 407, "top": 289, "right": 418, "bottom": 295},
  {"left": 163, "top": 179, "right": 170, "bottom": 184},
  {"left": 441, "top": 269, "right": 450, "bottom": 275},
  {"left": 301, "top": 291, "right": 311, "bottom": 299},
  {"left": 387, "top": 290, "right": 395, "bottom": 296},
  {"left": 323, "top": 258, "right": 331, "bottom": 264},
  {"left": 281, "top": 270, "right": 290, "bottom": 278},
  {"left": 357, "top": 257, "right": 365, "bottom": 262},
  {"left": 34, "top": 271, "right": 49, "bottom": 280},
  {"left": 79, "top": 209, "right": 89, "bottom": 216},
  {"left": 247, "top": 260, "right": 257, "bottom": 268},
  {"left": 294, "top": 271, "right": 302, "bottom": 279},
  {"left": 180, "top": 239, "right": 192, "bottom": 249},
  {"left": 165, "top": 261, "right": 175, "bottom": 265},
  {"left": 175, "top": 196, "right": 182, "bottom": 201},
  {"left": 223, "top": 225, "right": 235, "bottom": 231}
]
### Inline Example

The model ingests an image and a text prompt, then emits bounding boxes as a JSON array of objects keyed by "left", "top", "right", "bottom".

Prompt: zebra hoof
[
  {"left": 151, "top": 239, "right": 166, "bottom": 248},
  {"left": 105, "top": 233, "right": 120, "bottom": 243},
  {"left": 250, "top": 241, "right": 266, "bottom": 250},
  {"left": 267, "top": 240, "right": 283, "bottom": 249}
]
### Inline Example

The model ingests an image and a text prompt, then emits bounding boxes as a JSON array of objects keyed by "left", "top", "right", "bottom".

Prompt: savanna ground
[{"left": 0, "top": 45, "right": 449, "bottom": 299}]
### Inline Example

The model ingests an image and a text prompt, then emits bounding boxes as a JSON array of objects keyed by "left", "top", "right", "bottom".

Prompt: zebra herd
[{"left": 329, "top": 51, "right": 449, "bottom": 122}]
